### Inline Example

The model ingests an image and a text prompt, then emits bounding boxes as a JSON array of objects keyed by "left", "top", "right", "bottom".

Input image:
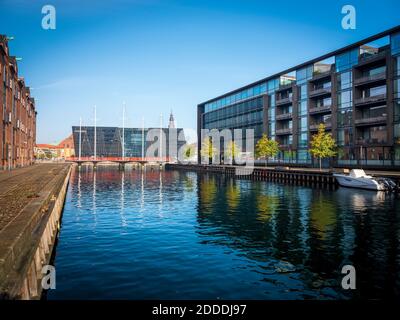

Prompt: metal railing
[
  {"left": 276, "top": 128, "right": 292, "bottom": 135},
  {"left": 276, "top": 97, "right": 292, "bottom": 106},
  {"left": 276, "top": 112, "right": 292, "bottom": 120},
  {"left": 354, "top": 72, "right": 386, "bottom": 85},
  {"left": 354, "top": 94, "right": 386, "bottom": 106},
  {"left": 354, "top": 115, "right": 387, "bottom": 126},
  {"left": 309, "top": 105, "right": 331, "bottom": 114},
  {"left": 309, "top": 87, "right": 331, "bottom": 97}
]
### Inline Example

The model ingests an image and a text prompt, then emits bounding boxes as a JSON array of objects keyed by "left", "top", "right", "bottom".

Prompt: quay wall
[
  {"left": 166, "top": 164, "right": 339, "bottom": 188},
  {"left": 0, "top": 164, "right": 71, "bottom": 299}
]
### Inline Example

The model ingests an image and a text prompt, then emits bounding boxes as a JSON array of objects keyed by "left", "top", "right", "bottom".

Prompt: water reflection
[
  {"left": 50, "top": 167, "right": 400, "bottom": 299},
  {"left": 196, "top": 174, "right": 400, "bottom": 299}
]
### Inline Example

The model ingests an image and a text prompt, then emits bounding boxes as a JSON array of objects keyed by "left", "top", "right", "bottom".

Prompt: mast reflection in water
[{"left": 48, "top": 166, "right": 400, "bottom": 299}]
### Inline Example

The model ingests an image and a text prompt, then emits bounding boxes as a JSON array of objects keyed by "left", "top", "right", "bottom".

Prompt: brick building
[{"left": 0, "top": 35, "right": 36, "bottom": 170}]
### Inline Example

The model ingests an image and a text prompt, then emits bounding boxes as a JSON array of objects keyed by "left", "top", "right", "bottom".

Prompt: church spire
[{"left": 168, "top": 110, "right": 176, "bottom": 128}]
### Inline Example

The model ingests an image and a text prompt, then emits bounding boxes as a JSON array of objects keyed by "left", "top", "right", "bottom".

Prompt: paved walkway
[{"left": 0, "top": 164, "right": 70, "bottom": 232}]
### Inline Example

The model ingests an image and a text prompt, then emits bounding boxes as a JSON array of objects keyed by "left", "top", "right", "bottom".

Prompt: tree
[
  {"left": 255, "top": 134, "right": 280, "bottom": 166},
  {"left": 200, "top": 137, "right": 217, "bottom": 164},
  {"left": 309, "top": 123, "right": 337, "bottom": 171},
  {"left": 224, "top": 140, "right": 240, "bottom": 164},
  {"left": 183, "top": 144, "right": 196, "bottom": 162}
]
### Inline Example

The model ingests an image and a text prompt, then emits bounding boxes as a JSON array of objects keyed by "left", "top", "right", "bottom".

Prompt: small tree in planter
[
  {"left": 200, "top": 137, "right": 217, "bottom": 164},
  {"left": 310, "top": 123, "right": 337, "bottom": 171},
  {"left": 224, "top": 140, "right": 240, "bottom": 165},
  {"left": 255, "top": 134, "right": 280, "bottom": 166}
]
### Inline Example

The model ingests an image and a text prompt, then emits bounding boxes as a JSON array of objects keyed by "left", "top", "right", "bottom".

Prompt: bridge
[{"left": 66, "top": 156, "right": 171, "bottom": 169}]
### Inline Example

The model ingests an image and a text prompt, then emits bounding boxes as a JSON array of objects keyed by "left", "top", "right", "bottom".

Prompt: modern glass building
[
  {"left": 72, "top": 126, "right": 186, "bottom": 159},
  {"left": 197, "top": 26, "right": 400, "bottom": 168}
]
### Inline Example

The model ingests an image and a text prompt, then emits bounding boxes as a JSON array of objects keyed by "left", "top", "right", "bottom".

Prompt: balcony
[
  {"left": 354, "top": 115, "right": 387, "bottom": 127},
  {"left": 276, "top": 128, "right": 292, "bottom": 136},
  {"left": 276, "top": 83, "right": 293, "bottom": 92},
  {"left": 309, "top": 122, "right": 332, "bottom": 131},
  {"left": 354, "top": 94, "right": 386, "bottom": 107},
  {"left": 276, "top": 97, "right": 292, "bottom": 106},
  {"left": 309, "top": 87, "right": 331, "bottom": 98},
  {"left": 354, "top": 72, "right": 386, "bottom": 87},
  {"left": 309, "top": 105, "right": 331, "bottom": 115},
  {"left": 357, "top": 51, "right": 387, "bottom": 66},
  {"left": 310, "top": 71, "right": 332, "bottom": 82},
  {"left": 276, "top": 112, "right": 292, "bottom": 121},
  {"left": 356, "top": 138, "right": 387, "bottom": 145}
]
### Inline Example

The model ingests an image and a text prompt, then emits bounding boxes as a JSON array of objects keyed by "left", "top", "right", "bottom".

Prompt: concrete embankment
[
  {"left": 166, "top": 163, "right": 338, "bottom": 187},
  {"left": 166, "top": 163, "right": 400, "bottom": 187},
  {"left": 0, "top": 163, "right": 71, "bottom": 299}
]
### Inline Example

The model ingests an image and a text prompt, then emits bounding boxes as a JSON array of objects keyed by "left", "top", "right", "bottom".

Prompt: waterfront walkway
[
  {"left": 0, "top": 164, "right": 69, "bottom": 231},
  {"left": 0, "top": 163, "right": 71, "bottom": 299}
]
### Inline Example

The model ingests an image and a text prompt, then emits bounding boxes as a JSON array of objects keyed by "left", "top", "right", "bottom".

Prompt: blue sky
[{"left": 0, "top": 0, "right": 399, "bottom": 143}]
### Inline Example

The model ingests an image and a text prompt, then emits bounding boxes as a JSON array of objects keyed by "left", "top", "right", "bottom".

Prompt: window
[
  {"left": 299, "top": 117, "right": 307, "bottom": 131},
  {"left": 394, "top": 123, "right": 400, "bottom": 140},
  {"left": 337, "top": 109, "right": 352, "bottom": 127},
  {"left": 337, "top": 71, "right": 352, "bottom": 90},
  {"left": 267, "top": 79, "right": 279, "bottom": 93},
  {"left": 395, "top": 79, "right": 400, "bottom": 99},
  {"left": 395, "top": 100, "right": 400, "bottom": 122},
  {"left": 336, "top": 49, "right": 358, "bottom": 72},
  {"left": 395, "top": 56, "right": 400, "bottom": 77},
  {"left": 298, "top": 133, "right": 308, "bottom": 147},
  {"left": 296, "top": 66, "right": 313, "bottom": 83},
  {"left": 367, "top": 85, "right": 386, "bottom": 97},
  {"left": 337, "top": 128, "right": 352, "bottom": 146},
  {"left": 338, "top": 90, "right": 352, "bottom": 108},
  {"left": 391, "top": 32, "right": 400, "bottom": 56},
  {"left": 299, "top": 101, "right": 307, "bottom": 115}
]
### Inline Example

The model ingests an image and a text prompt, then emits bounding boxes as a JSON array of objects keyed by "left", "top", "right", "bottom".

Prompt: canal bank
[
  {"left": 166, "top": 164, "right": 400, "bottom": 187},
  {"left": 0, "top": 163, "right": 72, "bottom": 299}
]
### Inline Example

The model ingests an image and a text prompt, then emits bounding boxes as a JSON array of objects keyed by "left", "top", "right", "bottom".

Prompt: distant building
[
  {"left": 35, "top": 134, "right": 75, "bottom": 160},
  {"left": 0, "top": 35, "right": 37, "bottom": 170},
  {"left": 71, "top": 126, "right": 186, "bottom": 160},
  {"left": 35, "top": 144, "right": 60, "bottom": 160},
  {"left": 58, "top": 134, "right": 75, "bottom": 158}
]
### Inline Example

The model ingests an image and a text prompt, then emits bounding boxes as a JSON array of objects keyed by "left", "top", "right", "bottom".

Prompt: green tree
[
  {"left": 309, "top": 123, "right": 337, "bottom": 171},
  {"left": 255, "top": 134, "right": 280, "bottom": 166},
  {"left": 183, "top": 144, "right": 196, "bottom": 161},
  {"left": 224, "top": 140, "right": 240, "bottom": 164},
  {"left": 200, "top": 137, "right": 217, "bottom": 164}
]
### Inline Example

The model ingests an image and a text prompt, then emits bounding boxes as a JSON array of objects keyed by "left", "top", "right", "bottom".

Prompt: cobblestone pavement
[{"left": 0, "top": 164, "right": 69, "bottom": 232}]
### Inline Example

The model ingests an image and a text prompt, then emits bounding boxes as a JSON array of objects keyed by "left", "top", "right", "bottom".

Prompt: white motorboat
[{"left": 333, "top": 169, "right": 398, "bottom": 191}]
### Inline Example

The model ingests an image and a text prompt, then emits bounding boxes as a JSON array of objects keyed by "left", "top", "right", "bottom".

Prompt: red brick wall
[{"left": 0, "top": 35, "right": 37, "bottom": 170}]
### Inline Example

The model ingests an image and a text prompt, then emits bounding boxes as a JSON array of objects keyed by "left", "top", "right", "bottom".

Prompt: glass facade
[
  {"left": 204, "top": 83, "right": 267, "bottom": 113},
  {"left": 72, "top": 126, "right": 186, "bottom": 158},
  {"left": 199, "top": 28, "right": 400, "bottom": 168},
  {"left": 335, "top": 53, "right": 354, "bottom": 161},
  {"left": 296, "top": 65, "right": 313, "bottom": 163},
  {"left": 391, "top": 32, "right": 400, "bottom": 56},
  {"left": 335, "top": 49, "right": 359, "bottom": 72}
]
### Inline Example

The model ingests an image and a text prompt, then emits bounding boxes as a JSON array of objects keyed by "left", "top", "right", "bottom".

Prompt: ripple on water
[{"left": 48, "top": 167, "right": 400, "bottom": 300}]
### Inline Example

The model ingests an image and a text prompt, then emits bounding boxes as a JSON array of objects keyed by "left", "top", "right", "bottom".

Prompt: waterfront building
[
  {"left": 197, "top": 26, "right": 400, "bottom": 169},
  {"left": 0, "top": 35, "right": 36, "bottom": 170},
  {"left": 71, "top": 126, "right": 186, "bottom": 160},
  {"left": 34, "top": 134, "right": 75, "bottom": 160}
]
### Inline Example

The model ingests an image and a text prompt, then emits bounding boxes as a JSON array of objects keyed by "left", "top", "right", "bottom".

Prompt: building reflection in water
[{"left": 196, "top": 173, "right": 400, "bottom": 299}]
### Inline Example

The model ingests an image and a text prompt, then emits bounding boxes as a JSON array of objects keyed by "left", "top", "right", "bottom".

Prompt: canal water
[{"left": 48, "top": 166, "right": 400, "bottom": 299}]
